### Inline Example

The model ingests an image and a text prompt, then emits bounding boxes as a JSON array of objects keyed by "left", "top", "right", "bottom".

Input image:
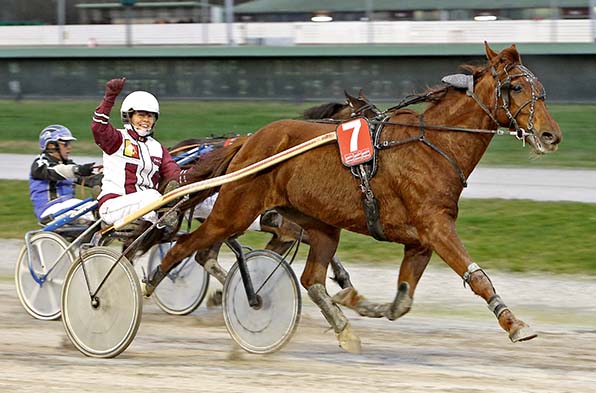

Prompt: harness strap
[
  {"left": 377, "top": 115, "right": 468, "bottom": 187},
  {"left": 356, "top": 164, "right": 387, "bottom": 241},
  {"left": 468, "top": 90, "right": 500, "bottom": 127}
]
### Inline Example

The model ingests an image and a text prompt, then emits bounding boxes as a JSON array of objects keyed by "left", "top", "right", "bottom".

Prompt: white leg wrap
[{"left": 462, "top": 262, "right": 482, "bottom": 287}]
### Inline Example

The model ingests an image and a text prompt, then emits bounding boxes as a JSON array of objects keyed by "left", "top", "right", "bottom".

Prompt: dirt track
[{"left": 1, "top": 238, "right": 596, "bottom": 393}]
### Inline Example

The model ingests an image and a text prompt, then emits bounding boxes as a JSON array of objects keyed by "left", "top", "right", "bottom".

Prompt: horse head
[
  {"left": 343, "top": 89, "right": 383, "bottom": 119},
  {"left": 481, "top": 42, "right": 562, "bottom": 154}
]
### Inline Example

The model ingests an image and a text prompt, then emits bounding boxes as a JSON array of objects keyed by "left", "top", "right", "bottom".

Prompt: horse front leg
[
  {"left": 301, "top": 227, "right": 361, "bottom": 354},
  {"left": 424, "top": 215, "right": 537, "bottom": 343},
  {"left": 332, "top": 244, "right": 431, "bottom": 320}
]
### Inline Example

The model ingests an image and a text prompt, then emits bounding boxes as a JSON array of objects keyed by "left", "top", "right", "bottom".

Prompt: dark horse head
[{"left": 301, "top": 90, "right": 382, "bottom": 121}]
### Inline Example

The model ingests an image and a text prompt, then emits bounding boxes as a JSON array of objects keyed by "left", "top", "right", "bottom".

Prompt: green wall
[{"left": 1, "top": 44, "right": 595, "bottom": 103}]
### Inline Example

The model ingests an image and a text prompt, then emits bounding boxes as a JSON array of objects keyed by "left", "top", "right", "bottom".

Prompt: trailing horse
[{"left": 146, "top": 43, "right": 562, "bottom": 353}]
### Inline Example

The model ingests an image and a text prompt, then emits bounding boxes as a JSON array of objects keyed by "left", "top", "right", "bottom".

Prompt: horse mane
[
  {"left": 301, "top": 102, "right": 347, "bottom": 120},
  {"left": 180, "top": 135, "right": 250, "bottom": 210}
]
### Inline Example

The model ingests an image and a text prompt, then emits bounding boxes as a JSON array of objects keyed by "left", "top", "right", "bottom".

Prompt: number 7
[{"left": 342, "top": 119, "right": 362, "bottom": 152}]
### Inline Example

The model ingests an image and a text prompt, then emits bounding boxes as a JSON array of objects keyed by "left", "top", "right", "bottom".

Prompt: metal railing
[{"left": 0, "top": 19, "right": 594, "bottom": 47}]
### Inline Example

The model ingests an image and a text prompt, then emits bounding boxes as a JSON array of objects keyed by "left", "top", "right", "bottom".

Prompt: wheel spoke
[
  {"left": 46, "top": 285, "right": 60, "bottom": 312},
  {"left": 28, "top": 283, "right": 42, "bottom": 303},
  {"left": 33, "top": 242, "right": 47, "bottom": 271}
]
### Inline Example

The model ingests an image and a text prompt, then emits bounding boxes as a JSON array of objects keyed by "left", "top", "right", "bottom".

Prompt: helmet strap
[
  {"left": 44, "top": 142, "right": 60, "bottom": 153},
  {"left": 125, "top": 123, "right": 154, "bottom": 138}
]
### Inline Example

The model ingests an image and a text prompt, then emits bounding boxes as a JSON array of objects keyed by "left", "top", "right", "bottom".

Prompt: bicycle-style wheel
[
  {"left": 15, "top": 232, "right": 75, "bottom": 320},
  {"left": 223, "top": 249, "right": 301, "bottom": 354},
  {"left": 147, "top": 241, "right": 210, "bottom": 315},
  {"left": 61, "top": 247, "right": 142, "bottom": 358}
]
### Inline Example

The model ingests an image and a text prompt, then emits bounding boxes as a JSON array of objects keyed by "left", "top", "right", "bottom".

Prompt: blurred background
[{"left": 1, "top": 0, "right": 596, "bottom": 102}]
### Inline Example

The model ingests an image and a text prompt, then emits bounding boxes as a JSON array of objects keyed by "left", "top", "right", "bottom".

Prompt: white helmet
[{"left": 120, "top": 91, "right": 160, "bottom": 125}]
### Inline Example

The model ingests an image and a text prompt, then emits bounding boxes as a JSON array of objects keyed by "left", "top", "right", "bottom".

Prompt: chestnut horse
[{"left": 146, "top": 43, "right": 561, "bottom": 353}]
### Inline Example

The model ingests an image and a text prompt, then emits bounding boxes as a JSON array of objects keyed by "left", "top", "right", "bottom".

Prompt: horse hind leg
[
  {"left": 263, "top": 219, "right": 353, "bottom": 289},
  {"left": 332, "top": 244, "right": 431, "bottom": 320},
  {"left": 192, "top": 241, "right": 227, "bottom": 307},
  {"left": 194, "top": 240, "right": 227, "bottom": 285},
  {"left": 464, "top": 264, "right": 537, "bottom": 342},
  {"left": 329, "top": 256, "right": 353, "bottom": 289}
]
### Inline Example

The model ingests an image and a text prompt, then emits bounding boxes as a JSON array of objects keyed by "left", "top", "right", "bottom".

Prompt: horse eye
[{"left": 511, "top": 84, "right": 523, "bottom": 92}]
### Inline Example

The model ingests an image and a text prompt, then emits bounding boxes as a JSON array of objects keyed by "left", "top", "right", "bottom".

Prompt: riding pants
[{"left": 99, "top": 189, "right": 161, "bottom": 225}]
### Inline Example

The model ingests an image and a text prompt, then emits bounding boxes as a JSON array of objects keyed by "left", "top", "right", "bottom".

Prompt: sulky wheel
[
  {"left": 147, "top": 241, "right": 209, "bottom": 315},
  {"left": 61, "top": 247, "right": 142, "bottom": 358},
  {"left": 15, "top": 232, "right": 75, "bottom": 320},
  {"left": 223, "top": 249, "right": 301, "bottom": 354}
]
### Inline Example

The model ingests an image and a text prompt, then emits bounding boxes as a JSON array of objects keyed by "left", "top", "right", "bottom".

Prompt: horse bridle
[
  {"left": 345, "top": 97, "right": 383, "bottom": 119},
  {"left": 371, "top": 62, "right": 547, "bottom": 187},
  {"left": 492, "top": 63, "right": 546, "bottom": 144}
]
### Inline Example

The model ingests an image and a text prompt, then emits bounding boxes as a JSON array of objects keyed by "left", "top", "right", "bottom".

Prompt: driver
[
  {"left": 91, "top": 78, "right": 181, "bottom": 233},
  {"left": 29, "top": 125, "right": 98, "bottom": 222}
]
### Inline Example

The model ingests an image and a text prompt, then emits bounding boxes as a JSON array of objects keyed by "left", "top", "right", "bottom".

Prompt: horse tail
[{"left": 180, "top": 135, "right": 249, "bottom": 210}]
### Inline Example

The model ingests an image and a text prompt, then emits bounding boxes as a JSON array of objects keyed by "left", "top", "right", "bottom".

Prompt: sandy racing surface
[{"left": 1, "top": 238, "right": 596, "bottom": 393}]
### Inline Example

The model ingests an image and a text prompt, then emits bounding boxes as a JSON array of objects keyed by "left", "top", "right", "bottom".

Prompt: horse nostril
[{"left": 540, "top": 131, "right": 560, "bottom": 145}]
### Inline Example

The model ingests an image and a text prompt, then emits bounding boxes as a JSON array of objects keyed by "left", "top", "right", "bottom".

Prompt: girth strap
[
  {"left": 348, "top": 114, "right": 389, "bottom": 241},
  {"left": 355, "top": 164, "right": 387, "bottom": 241}
]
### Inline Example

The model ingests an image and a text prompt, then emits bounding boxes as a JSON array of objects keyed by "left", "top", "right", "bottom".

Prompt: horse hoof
[
  {"left": 509, "top": 324, "right": 538, "bottom": 342},
  {"left": 337, "top": 324, "right": 362, "bottom": 354},
  {"left": 331, "top": 287, "right": 360, "bottom": 308},
  {"left": 140, "top": 282, "right": 153, "bottom": 298},
  {"left": 207, "top": 290, "right": 223, "bottom": 308}
]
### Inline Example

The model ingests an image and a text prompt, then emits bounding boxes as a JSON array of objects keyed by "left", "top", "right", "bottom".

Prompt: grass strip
[{"left": 2, "top": 180, "right": 594, "bottom": 274}]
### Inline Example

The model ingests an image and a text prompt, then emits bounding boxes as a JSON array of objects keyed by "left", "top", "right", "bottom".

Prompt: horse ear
[
  {"left": 344, "top": 89, "right": 357, "bottom": 101},
  {"left": 508, "top": 43, "right": 522, "bottom": 63},
  {"left": 358, "top": 89, "right": 369, "bottom": 100},
  {"left": 484, "top": 41, "right": 498, "bottom": 61},
  {"left": 498, "top": 44, "right": 522, "bottom": 65}
]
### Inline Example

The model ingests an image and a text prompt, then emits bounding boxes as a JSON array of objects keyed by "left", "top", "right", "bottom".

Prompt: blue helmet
[{"left": 39, "top": 125, "right": 77, "bottom": 151}]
